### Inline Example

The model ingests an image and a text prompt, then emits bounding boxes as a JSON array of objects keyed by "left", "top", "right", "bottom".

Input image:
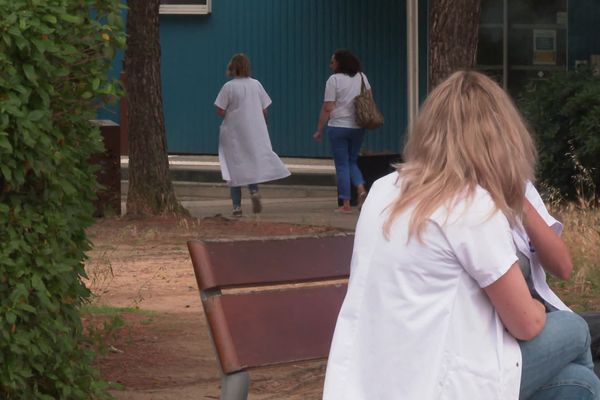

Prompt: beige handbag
[{"left": 354, "top": 73, "right": 384, "bottom": 130}]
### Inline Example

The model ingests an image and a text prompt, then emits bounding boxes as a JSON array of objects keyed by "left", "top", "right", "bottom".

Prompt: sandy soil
[{"left": 85, "top": 215, "right": 346, "bottom": 400}]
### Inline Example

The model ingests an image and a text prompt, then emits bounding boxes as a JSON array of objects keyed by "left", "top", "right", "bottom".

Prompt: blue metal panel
[
  {"left": 96, "top": 1, "right": 126, "bottom": 123},
  {"left": 160, "top": 0, "right": 414, "bottom": 157}
]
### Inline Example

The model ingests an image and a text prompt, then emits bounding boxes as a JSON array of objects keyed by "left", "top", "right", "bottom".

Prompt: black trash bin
[
  {"left": 90, "top": 120, "right": 121, "bottom": 217},
  {"left": 338, "top": 153, "right": 402, "bottom": 206}
]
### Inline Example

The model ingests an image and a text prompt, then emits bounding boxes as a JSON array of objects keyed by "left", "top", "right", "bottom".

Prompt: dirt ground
[{"left": 85, "top": 215, "right": 347, "bottom": 400}]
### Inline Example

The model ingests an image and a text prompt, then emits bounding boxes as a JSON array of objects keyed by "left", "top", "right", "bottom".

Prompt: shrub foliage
[
  {"left": 519, "top": 69, "right": 600, "bottom": 201},
  {"left": 0, "top": 0, "right": 125, "bottom": 398}
]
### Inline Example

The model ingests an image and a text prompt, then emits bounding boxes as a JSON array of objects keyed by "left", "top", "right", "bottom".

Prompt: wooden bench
[{"left": 187, "top": 234, "right": 354, "bottom": 400}]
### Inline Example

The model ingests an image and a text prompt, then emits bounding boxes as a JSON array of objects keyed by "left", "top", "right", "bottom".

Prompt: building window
[
  {"left": 159, "top": 0, "right": 212, "bottom": 15},
  {"left": 476, "top": 0, "right": 568, "bottom": 95}
]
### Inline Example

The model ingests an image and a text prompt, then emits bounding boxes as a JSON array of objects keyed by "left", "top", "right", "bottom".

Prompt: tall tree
[
  {"left": 428, "top": 0, "right": 482, "bottom": 89},
  {"left": 124, "top": 0, "right": 186, "bottom": 216}
]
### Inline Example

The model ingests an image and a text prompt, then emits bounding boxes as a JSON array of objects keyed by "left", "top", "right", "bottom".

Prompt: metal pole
[{"left": 407, "top": 0, "right": 419, "bottom": 131}]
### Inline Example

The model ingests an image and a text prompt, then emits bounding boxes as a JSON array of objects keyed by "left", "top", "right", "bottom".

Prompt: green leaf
[
  {"left": 0, "top": 134, "right": 13, "bottom": 152},
  {"left": 28, "top": 110, "right": 45, "bottom": 122},
  {"left": 43, "top": 15, "right": 58, "bottom": 24},
  {"left": 59, "top": 13, "right": 83, "bottom": 24},
  {"left": 18, "top": 17, "right": 28, "bottom": 31},
  {"left": 22, "top": 64, "right": 37, "bottom": 84},
  {"left": 16, "top": 304, "right": 36, "bottom": 313},
  {"left": 31, "top": 274, "right": 46, "bottom": 293},
  {"left": 5, "top": 312, "right": 16, "bottom": 324},
  {"left": 1, "top": 164, "right": 11, "bottom": 180}
]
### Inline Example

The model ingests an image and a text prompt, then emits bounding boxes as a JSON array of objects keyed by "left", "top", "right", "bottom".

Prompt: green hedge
[
  {"left": 519, "top": 69, "right": 600, "bottom": 201},
  {"left": 0, "top": 1, "right": 125, "bottom": 398}
]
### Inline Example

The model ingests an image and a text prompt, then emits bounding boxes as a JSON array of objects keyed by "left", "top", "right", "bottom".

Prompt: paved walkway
[
  {"left": 121, "top": 155, "right": 361, "bottom": 231},
  {"left": 178, "top": 195, "right": 361, "bottom": 231}
]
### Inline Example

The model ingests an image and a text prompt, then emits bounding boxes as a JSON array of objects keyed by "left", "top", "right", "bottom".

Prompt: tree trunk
[
  {"left": 428, "top": 0, "right": 482, "bottom": 90},
  {"left": 124, "top": 0, "right": 187, "bottom": 216}
]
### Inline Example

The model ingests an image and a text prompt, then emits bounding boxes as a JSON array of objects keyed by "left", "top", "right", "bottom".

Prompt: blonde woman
[
  {"left": 322, "top": 71, "right": 600, "bottom": 399},
  {"left": 214, "top": 54, "right": 290, "bottom": 217}
]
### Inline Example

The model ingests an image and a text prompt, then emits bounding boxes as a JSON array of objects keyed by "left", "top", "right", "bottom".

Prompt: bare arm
[
  {"left": 313, "top": 101, "right": 335, "bottom": 141},
  {"left": 523, "top": 199, "right": 573, "bottom": 280},
  {"left": 263, "top": 108, "right": 268, "bottom": 122},
  {"left": 484, "top": 263, "right": 546, "bottom": 340},
  {"left": 215, "top": 106, "right": 226, "bottom": 118}
]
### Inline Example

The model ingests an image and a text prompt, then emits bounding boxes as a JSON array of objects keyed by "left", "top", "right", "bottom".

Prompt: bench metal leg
[{"left": 220, "top": 371, "right": 250, "bottom": 400}]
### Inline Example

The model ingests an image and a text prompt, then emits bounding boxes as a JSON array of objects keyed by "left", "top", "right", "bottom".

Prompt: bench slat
[
  {"left": 188, "top": 235, "right": 353, "bottom": 290},
  {"left": 205, "top": 284, "right": 348, "bottom": 373}
]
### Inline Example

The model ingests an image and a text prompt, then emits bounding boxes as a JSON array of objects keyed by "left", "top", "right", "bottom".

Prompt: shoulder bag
[{"left": 354, "top": 73, "right": 384, "bottom": 130}]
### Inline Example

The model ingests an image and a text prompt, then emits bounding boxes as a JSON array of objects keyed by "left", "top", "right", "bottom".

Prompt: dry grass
[{"left": 548, "top": 203, "right": 600, "bottom": 311}]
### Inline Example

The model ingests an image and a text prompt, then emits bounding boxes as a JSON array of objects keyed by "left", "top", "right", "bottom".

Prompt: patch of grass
[
  {"left": 82, "top": 304, "right": 157, "bottom": 317},
  {"left": 549, "top": 204, "right": 600, "bottom": 312},
  {"left": 82, "top": 305, "right": 157, "bottom": 355}
]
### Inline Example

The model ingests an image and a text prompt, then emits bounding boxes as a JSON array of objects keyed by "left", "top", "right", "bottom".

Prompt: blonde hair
[
  {"left": 384, "top": 70, "right": 537, "bottom": 239},
  {"left": 226, "top": 53, "right": 251, "bottom": 77}
]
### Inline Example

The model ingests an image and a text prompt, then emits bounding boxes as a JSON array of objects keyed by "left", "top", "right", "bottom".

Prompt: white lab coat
[
  {"left": 512, "top": 182, "right": 569, "bottom": 311},
  {"left": 323, "top": 172, "right": 522, "bottom": 400},
  {"left": 214, "top": 77, "right": 290, "bottom": 186}
]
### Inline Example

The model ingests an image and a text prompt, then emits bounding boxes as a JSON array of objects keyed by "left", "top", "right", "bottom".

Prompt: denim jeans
[
  {"left": 327, "top": 126, "right": 366, "bottom": 200},
  {"left": 519, "top": 310, "right": 600, "bottom": 400},
  {"left": 581, "top": 312, "right": 600, "bottom": 377},
  {"left": 230, "top": 184, "right": 258, "bottom": 208}
]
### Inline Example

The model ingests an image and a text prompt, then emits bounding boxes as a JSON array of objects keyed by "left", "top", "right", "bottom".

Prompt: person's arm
[
  {"left": 215, "top": 106, "right": 226, "bottom": 118},
  {"left": 523, "top": 199, "right": 573, "bottom": 280},
  {"left": 313, "top": 101, "right": 335, "bottom": 141},
  {"left": 263, "top": 108, "right": 268, "bottom": 123},
  {"left": 484, "top": 263, "right": 547, "bottom": 340}
]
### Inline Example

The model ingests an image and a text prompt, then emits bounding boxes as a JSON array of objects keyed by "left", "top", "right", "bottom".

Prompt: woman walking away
[
  {"left": 214, "top": 53, "right": 290, "bottom": 217},
  {"left": 322, "top": 71, "right": 600, "bottom": 400},
  {"left": 313, "top": 49, "right": 369, "bottom": 213}
]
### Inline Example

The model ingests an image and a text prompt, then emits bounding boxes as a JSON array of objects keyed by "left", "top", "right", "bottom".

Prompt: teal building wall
[
  {"left": 97, "top": 1, "right": 599, "bottom": 157},
  {"left": 158, "top": 0, "right": 427, "bottom": 157},
  {"left": 98, "top": 1, "right": 428, "bottom": 157}
]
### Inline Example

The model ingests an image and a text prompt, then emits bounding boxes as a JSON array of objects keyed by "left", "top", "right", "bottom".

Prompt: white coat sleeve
[
  {"left": 256, "top": 81, "right": 272, "bottom": 109},
  {"left": 444, "top": 194, "right": 518, "bottom": 288},
  {"left": 525, "top": 181, "right": 563, "bottom": 235},
  {"left": 214, "top": 83, "right": 230, "bottom": 110}
]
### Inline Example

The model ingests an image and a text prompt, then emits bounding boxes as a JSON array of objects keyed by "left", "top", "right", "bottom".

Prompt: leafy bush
[
  {"left": 519, "top": 68, "right": 600, "bottom": 201},
  {"left": 0, "top": 1, "right": 125, "bottom": 398}
]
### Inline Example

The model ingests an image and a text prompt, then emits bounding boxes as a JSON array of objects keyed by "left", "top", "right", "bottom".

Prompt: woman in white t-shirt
[
  {"left": 214, "top": 54, "right": 290, "bottom": 217},
  {"left": 313, "top": 49, "right": 369, "bottom": 213},
  {"left": 322, "top": 71, "right": 600, "bottom": 399}
]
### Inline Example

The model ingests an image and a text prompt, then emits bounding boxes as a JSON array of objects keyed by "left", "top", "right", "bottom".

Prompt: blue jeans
[
  {"left": 327, "top": 126, "right": 366, "bottom": 200},
  {"left": 230, "top": 184, "right": 258, "bottom": 208},
  {"left": 519, "top": 310, "right": 600, "bottom": 399}
]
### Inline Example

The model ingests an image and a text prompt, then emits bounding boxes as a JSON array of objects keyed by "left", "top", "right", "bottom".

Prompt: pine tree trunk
[
  {"left": 124, "top": 0, "right": 186, "bottom": 216},
  {"left": 428, "top": 0, "right": 482, "bottom": 89}
]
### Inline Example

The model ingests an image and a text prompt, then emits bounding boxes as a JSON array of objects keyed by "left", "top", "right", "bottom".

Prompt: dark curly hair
[{"left": 333, "top": 49, "right": 362, "bottom": 77}]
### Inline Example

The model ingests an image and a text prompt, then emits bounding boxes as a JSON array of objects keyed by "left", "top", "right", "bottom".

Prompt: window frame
[{"left": 159, "top": 0, "right": 212, "bottom": 15}]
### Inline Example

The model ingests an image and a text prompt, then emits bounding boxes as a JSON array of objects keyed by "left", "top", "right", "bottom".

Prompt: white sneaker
[{"left": 232, "top": 207, "right": 242, "bottom": 217}]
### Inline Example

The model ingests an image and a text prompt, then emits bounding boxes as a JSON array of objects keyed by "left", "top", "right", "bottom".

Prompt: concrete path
[
  {"left": 120, "top": 155, "right": 361, "bottom": 231},
  {"left": 179, "top": 195, "right": 360, "bottom": 231}
]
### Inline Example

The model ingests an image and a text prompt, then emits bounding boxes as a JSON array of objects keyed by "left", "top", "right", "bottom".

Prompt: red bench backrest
[{"left": 187, "top": 234, "right": 354, "bottom": 373}]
